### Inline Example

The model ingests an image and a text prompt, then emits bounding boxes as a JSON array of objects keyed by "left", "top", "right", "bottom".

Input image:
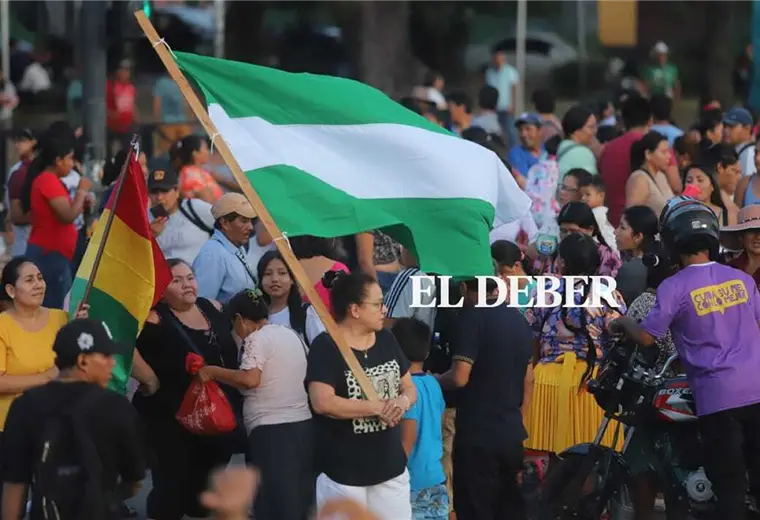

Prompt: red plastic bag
[{"left": 175, "top": 353, "right": 237, "bottom": 435}]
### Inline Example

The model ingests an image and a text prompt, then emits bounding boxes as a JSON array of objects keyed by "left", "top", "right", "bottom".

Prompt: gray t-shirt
[
  {"left": 152, "top": 198, "right": 214, "bottom": 265},
  {"left": 471, "top": 112, "right": 503, "bottom": 136}
]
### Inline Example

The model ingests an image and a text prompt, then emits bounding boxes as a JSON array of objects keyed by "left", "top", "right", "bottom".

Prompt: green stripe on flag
[
  {"left": 247, "top": 165, "right": 496, "bottom": 277},
  {"left": 70, "top": 279, "right": 139, "bottom": 395}
]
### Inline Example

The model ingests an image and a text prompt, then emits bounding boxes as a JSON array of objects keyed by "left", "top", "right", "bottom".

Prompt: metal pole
[
  {"left": 577, "top": 0, "right": 588, "bottom": 98},
  {"left": 214, "top": 0, "right": 225, "bottom": 58},
  {"left": 1, "top": 0, "right": 9, "bottom": 88},
  {"left": 81, "top": 0, "right": 107, "bottom": 178},
  {"left": 515, "top": 0, "right": 527, "bottom": 116},
  {"left": 750, "top": 0, "right": 760, "bottom": 112}
]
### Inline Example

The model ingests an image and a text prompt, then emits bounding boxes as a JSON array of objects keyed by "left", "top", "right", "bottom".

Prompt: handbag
[{"left": 156, "top": 304, "right": 238, "bottom": 435}]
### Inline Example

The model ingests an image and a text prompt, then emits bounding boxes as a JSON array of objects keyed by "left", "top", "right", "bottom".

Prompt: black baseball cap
[
  {"left": 147, "top": 169, "right": 179, "bottom": 191},
  {"left": 53, "top": 319, "right": 129, "bottom": 369},
  {"left": 11, "top": 128, "right": 35, "bottom": 141}
]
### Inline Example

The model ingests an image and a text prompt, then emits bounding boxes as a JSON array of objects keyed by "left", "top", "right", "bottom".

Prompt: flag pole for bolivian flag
[
  {"left": 133, "top": 10, "right": 379, "bottom": 401},
  {"left": 80, "top": 134, "right": 139, "bottom": 306}
]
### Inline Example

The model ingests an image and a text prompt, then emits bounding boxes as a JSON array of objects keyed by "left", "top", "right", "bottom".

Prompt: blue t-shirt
[
  {"left": 404, "top": 373, "right": 446, "bottom": 491},
  {"left": 508, "top": 146, "right": 546, "bottom": 177},
  {"left": 650, "top": 123, "right": 684, "bottom": 147},
  {"left": 153, "top": 76, "right": 186, "bottom": 124}
]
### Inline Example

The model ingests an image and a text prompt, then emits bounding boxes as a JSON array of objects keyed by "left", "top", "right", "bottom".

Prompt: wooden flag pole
[
  {"left": 134, "top": 11, "right": 379, "bottom": 401},
  {"left": 80, "top": 135, "right": 139, "bottom": 307}
]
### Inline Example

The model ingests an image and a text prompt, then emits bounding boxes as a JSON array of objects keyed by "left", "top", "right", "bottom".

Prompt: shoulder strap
[
  {"left": 738, "top": 142, "right": 756, "bottom": 156},
  {"left": 179, "top": 199, "right": 213, "bottom": 236},
  {"left": 635, "top": 169, "right": 664, "bottom": 196},
  {"left": 556, "top": 143, "right": 579, "bottom": 162},
  {"left": 155, "top": 303, "right": 204, "bottom": 358}
]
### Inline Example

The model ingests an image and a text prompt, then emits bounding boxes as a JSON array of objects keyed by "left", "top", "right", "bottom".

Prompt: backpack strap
[
  {"left": 556, "top": 143, "right": 580, "bottom": 162},
  {"left": 179, "top": 198, "right": 213, "bottom": 236},
  {"left": 738, "top": 142, "right": 756, "bottom": 157}
]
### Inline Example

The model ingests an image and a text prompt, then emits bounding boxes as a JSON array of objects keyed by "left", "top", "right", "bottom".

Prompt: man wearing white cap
[{"left": 643, "top": 41, "right": 681, "bottom": 100}]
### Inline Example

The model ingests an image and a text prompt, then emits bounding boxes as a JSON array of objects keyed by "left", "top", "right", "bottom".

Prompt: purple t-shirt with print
[{"left": 642, "top": 262, "right": 760, "bottom": 416}]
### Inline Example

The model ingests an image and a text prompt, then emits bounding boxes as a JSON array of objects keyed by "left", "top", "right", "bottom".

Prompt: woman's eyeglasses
[{"left": 361, "top": 299, "right": 385, "bottom": 310}]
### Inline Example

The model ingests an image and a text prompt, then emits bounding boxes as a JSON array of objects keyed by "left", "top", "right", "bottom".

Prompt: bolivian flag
[{"left": 69, "top": 146, "right": 171, "bottom": 394}]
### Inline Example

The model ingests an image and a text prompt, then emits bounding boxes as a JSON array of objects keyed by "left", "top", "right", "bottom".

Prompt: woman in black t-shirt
[{"left": 306, "top": 271, "right": 416, "bottom": 519}]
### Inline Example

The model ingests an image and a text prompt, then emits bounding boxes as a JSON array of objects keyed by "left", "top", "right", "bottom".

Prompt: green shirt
[{"left": 643, "top": 63, "right": 679, "bottom": 97}]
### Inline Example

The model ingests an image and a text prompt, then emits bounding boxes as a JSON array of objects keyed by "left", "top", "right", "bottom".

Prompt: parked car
[{"left": 465, "top": 31, "right": 578, "bottom": 94}]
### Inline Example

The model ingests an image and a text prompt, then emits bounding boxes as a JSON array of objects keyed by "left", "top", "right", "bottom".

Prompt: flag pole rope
[{"left": 133, "top": 10, "right": 379, "bottom": 401}]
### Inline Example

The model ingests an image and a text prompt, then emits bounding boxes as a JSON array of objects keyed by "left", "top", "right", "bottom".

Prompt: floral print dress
[
  {"left": 526, "top": 278, "right": 627, "bottom": 364},
  {"left": 524, "top": 157, "right": 561, "bottom": 233}
]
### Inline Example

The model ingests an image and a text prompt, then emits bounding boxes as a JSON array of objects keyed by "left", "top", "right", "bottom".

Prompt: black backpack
[{"left": 32, "top": 390, "right": 110, "bottom": 520}]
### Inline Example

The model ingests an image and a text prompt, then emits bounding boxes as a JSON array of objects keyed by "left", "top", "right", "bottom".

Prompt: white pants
[{"left": 315, "top": 469, "right": 412, "bottom": 520}]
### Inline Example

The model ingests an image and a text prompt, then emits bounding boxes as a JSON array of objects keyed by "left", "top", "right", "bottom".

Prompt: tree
[
  {"left": 702, "top": 0, "right": 736, "bottom": 107},
  {"left": 224, "top": 1, "right": 268, "bottom": 64}
]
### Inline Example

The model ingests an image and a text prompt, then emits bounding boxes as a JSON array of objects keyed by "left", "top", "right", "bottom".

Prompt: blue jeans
[
  {"left": 25, "top": 244, "right": 73, "bottom": 310},
  {"left": 498, "top": 111, "right": 518, "bottom": 149}
]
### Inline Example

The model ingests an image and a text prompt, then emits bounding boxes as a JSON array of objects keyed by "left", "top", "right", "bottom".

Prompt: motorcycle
[{"left": 534, "top": 336, "right": 758, "bottom": 519}]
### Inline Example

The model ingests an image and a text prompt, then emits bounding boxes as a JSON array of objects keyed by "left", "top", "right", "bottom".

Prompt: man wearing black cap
[
  {"left": 147, "top": 168, "right": 215, "bottom": 265},
  {"left": 1, "top": 319, "right": 146, "bottom": 520}
]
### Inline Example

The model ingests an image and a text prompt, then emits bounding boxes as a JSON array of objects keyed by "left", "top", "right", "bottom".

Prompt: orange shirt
[{"left": 179, "top": 165, "right": 223, "bottom": 202}]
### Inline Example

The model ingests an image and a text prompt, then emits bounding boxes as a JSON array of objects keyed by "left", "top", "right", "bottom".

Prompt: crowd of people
[{"left": 0, "top": 41, "right": 759, "bottom": 520}]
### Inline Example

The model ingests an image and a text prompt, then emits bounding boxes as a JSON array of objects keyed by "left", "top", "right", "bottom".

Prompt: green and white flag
[{"left": 176, "top": 52, "right": 531, "bottom": 278}]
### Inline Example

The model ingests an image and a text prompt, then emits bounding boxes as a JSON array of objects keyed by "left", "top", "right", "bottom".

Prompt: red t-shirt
[
  {"left": 7, "top": 157, "right": 32, "bottom": 201},
  {"left": 106, "top": 79, "right": 136, "bottom": 133},
  {"left": 28, "top": 171, "right": 77, "bottom": 260},
  {"left": 599, "top": 131, "right": 643, "bottom": 228}
]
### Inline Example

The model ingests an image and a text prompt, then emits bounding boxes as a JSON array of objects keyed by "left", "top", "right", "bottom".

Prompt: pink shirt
[{"left": 303, "top": 261, "right": 350, "bottom": 315}]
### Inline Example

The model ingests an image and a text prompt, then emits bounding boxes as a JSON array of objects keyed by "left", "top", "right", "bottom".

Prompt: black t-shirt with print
[
  {"left": 2, "top": 381, "right": 146, "bottom": 519},
  {"left": 453, "top": 303, "right": 533, "bottom": 451},
  {"left": 306, "top": 329, "right": 411, "bottom": 487}
]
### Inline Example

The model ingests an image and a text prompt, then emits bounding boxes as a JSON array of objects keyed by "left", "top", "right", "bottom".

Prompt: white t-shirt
[
  {"left": 61, "top": 170, "right": 85, "bottom": 231},
  {"left": 737, "top": 141, "right": 757, "bottom": 177},
  {"left": 152, "top": 198, "right": 215, "bottom": 265},
  {"left": 19, "top": 62, "right": 51, "bottom": 93},
  {"left": 268, "top": 305, "right": 326, "bottom": 345},
  {"left": 239, "top": 324, "right": 312, "bottom": 432},
  {"left": 384, "top": 267, "right": 437, "bottom": 332}
]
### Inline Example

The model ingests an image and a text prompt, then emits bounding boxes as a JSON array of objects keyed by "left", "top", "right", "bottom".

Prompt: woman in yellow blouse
[{"left": 0, "top": 256, "right": 87, "bottom": 433}]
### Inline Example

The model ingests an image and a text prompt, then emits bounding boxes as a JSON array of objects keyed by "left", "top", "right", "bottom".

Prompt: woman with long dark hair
[
  {"left": 615, "top": 205, "right": 660, "bottom": 305},
  {"left": 257, "top": 250, "right": 325, "bottom": 345},
  {"left": 524, "top": 233, "right": 626, "bottom": 456},
  {"left": 306, "top": 270, "right": 416, "bottom": 518},
  {"left": 20, "top": 132, "right": 91, "bottom": 309},
  {"left": 683, "top": 164, "right": 738, "bottom": 226},
  {"left": 626, "top": 131, "right": 674, "bottom": 217},
  {"left": 537, "top": 201, "right": 622, "bottom": 277},
  {"left": 624, "top": 244, "right": 688, "bottom": 520}
]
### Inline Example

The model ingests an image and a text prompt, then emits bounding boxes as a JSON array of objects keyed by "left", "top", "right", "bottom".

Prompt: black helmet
[{"left": 659, "top": 196, "right": 719, "bottom": 252}]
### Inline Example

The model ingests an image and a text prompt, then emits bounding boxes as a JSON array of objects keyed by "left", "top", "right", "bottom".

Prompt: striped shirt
[{"left": 384, "top": 267, "right": 437, "bottom": 332}]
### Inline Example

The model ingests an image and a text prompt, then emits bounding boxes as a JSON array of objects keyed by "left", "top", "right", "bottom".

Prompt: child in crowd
[
  {"left": 580, "top": 176, "right": 618, "bottom": 254},
  {"left": 392, "top": 318, "right": 448, "bottom": 520}
]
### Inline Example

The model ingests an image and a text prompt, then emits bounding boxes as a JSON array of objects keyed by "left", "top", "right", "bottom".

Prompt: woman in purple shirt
[{"left": 611, "top": 196, "right": 760, "bottom": 520}]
